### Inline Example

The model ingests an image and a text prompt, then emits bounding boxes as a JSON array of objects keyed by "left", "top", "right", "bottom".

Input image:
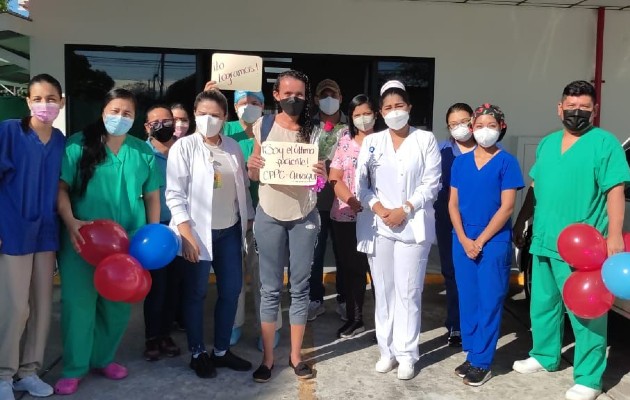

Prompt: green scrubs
[
  {"left": 223, "top": 120, "right": 259, "bottom": 207},
  {"left": 529, "top": 127, "right": 630, "bottom": 390},
  {"left": 57, "top": 132, "right": 162, "bottom": 378}
]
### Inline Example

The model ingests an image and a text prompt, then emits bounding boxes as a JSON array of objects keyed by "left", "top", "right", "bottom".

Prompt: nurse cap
[{"left": 380, "top": 80, "right": 406, "bottom": 96}]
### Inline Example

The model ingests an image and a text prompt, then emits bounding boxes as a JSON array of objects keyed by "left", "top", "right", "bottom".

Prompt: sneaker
[
  {"left": 53, "top": 378, "right": 80, "bottom": 396},
  {"left": 211, "top": 350, "right": 252, "bottom": 371},
  {"left": 289, "top": 358, "right": 314, "bottom": 380},
  {"left": 512, "top": 357, "right": 546, "bottom": 374},
  {"left": 12, "top": 375, "right": 53, "bottom": 397},
  {"left": 448, "top": 330, "right": 462, "bottom": 347},
  {"left": 253, "top": 364, "right": 273, "bottom": 383},
  {"left": 0, "top": 380, "right": 15, "bottom": 400},
  {"left": 336, "top": 321, "right": 354, "bottom": 338},
  {"left": 307, "top": 301, "right": 325, "bottom": 321},
  {"left": 397, "top": 361, "right": 415, "bottom": 380},
  {"left": 455, "top": 360, "right": 471, "bottom": 378},
  {"left": 144, "top": 337, "right": 161, "bottom": 361},
  {"left": 375, "top": 357, "right": 398, "bottom": 373},
  {"left": 159, "top": 336, "right": 181, "bottom": 357},
  {"left": 189, "top": 352, "right": 216, "bottom": 379},
  {"left": 340, "top": 321, "right": 366, "bottom": 338},
  {"left": 565, "top": 384, "right": 601, "bottom": 400},
  {"left": 95, "top": 363, "right": 128, "bottom": 380},
  {"left": 336, "top": 302, "right": 348, "bottom": 321},
  {"left": 463, "top": 367, "right": 492, "bottom": 387},
  {"left": 230, "top": 327, "right": 242, "bottom": 346}
]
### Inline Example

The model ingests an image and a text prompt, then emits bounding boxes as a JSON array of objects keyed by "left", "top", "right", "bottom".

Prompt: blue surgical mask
[{"left": 104, "top": 114, "right": 134, "bottom": 136}]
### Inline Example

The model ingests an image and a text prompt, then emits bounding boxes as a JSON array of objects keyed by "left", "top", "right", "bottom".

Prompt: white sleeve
[
  {"left": 356, "top": 138, "right": 380, "bottom": 209},
  {"left": 408, "top": 133, "right": 442, "bottom": 210},
  {"left": 165, "top": 140, "right": 192, "bottom": 226}
]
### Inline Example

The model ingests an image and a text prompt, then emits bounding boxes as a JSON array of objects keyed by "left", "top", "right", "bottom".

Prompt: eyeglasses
[
  {"left": 147, "top": 119, "right": 174, "bottom": 129},
  {"left": 447, "top": 118, "right": 471, "bottom": 130}
]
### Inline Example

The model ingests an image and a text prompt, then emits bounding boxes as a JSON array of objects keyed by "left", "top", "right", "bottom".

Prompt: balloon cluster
[
  {"left": 77, "top": 220, "right": 179, "bottom": 303},
  {"left": 558, "top": 224, "right": 630, "bottom": 319}
]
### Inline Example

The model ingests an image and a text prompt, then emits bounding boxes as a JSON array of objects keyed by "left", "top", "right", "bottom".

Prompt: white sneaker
[
  {"left": 307, "top": 300, "right": 325, "bottom": 322},
  {"left": 565, "top": 384, "right": 601, "bottom": 400},
  {"left": 512, "top": 357, "right": 546, "bottom": 374},
  {"left": 12, "top": 375, "right": 53, "bottom": 398},
  {"left": 397, "top": 361, "right": 415, "bottom": 380},
  {"left": 375, "top": 357, "right": 398, "bottom": 373},
  {"left": 0, "top": 380, "right": 14, "bottom": 400}
]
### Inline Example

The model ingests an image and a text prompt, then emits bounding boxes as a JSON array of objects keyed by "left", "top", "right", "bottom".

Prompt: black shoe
[
  {"left": 340, "top": 321, "right": 366, "bottom": 338},
  {"left": 336, "top": 321, "right": 354, "bottom": 338},
  {"left": 455, "top": 360, "right": 471, "bottom": 378},
  {"left": 144, "top": 338, "right": 161, "bottom": 361},
  {"left": 448, "top": 330, "right": 462, "bottom": 347},
  {"left": 253, "top": 364, "right": 273, "bottom": 383},
  {"left": 289, "top": 358, "right": 313, "bottom": 380},
  {"left": 463, "top": 366, "right": 492, "bottom": 387},
  {"left": 211, "top": 350, "right": 252, "bottom": 371},
  {"left": 159, "top": 336, "right": 181, "bottom": 357},
  {"left": 189, "top": 352, "right": 217, "bottom": 378}
]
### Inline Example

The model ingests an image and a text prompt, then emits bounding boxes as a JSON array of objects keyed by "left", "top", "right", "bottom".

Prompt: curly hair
[{"left": 273, "top": 70, "right": 313, "bottom": 143}]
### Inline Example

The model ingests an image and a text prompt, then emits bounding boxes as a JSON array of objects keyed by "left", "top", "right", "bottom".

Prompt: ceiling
[{"left": 416, "top": 0, "right": 630, "bottom": 10}]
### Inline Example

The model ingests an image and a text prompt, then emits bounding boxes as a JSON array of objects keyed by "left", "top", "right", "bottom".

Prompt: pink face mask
[
  {"left": 31, "top": 102, "right": 60, "bottom": 124},
  {"left": 174, "top": 121, "right": 189, "bottom": 138}
]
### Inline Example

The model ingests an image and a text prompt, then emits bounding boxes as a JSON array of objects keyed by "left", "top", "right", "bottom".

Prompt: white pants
[
  {"left": 370, "top": 235, "right": 430, "bottom": 364},
  {"left": 234, "top": 228, "right": 282, "bottom": 331}
]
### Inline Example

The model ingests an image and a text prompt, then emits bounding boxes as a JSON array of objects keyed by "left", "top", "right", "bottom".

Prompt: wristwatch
[{"left": 402, "top": 204, "right": 412, "bottom": 214}]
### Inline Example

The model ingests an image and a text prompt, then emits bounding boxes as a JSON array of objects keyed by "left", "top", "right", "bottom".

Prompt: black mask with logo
[
  {"left": 279, "top": 97, "right": 305, "bottom": 117},
  {"left": 151, "top": 125, "right": 175, "bottom": 143},
  {"left": 562, "top": 109, "right": 592, "bottom": 134}
]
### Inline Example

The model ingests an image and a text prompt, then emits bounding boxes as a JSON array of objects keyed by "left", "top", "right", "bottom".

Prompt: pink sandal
[
  {"left": 95, "top": 363, "right": 128, "bottom": 380},
  {"left": 54, "top": 378, "right": 80, "bottom": 395}
]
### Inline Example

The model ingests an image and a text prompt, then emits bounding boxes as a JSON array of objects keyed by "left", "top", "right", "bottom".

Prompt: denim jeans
[{"left": 143, "top": 256, "right": 185, "bottom": 339}]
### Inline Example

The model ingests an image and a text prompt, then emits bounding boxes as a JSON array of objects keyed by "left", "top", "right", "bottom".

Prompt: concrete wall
[{"left": 25, "top": 0, "right": 630, "bottom": 143}]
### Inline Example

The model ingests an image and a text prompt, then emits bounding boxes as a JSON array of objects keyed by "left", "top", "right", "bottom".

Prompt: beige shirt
[
  {"left": 254, "top": 118, "right": 315, "bottom": 221},
  {"left": 204, "top": 141, "right": 239, "bottom": 230}
]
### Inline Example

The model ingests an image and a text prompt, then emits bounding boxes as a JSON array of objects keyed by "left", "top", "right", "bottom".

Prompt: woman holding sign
[
  {"left": 247, "top": 70, "right": 326, "bottom": 383},
  {"left": 355, "top": 80, "right": 441, "bottom": 381},
  {"left": 165, "top": 89, "right": 254, "bottom": 379}
]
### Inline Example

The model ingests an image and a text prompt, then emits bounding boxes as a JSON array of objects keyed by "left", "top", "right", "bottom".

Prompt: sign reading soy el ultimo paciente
[{"left": 260, "top": 142, "right": 318, "bottom": 186}]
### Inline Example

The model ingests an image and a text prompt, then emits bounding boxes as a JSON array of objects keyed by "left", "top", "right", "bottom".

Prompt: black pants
[
  {"left": 143, "top": 257, "right": 185, "bottom": 339},
  {"left": 331, "top": 220, "right": 369, "bottom": 322},
  {"left": 310, "top": 210, "right": 344, "bottom": 303}
]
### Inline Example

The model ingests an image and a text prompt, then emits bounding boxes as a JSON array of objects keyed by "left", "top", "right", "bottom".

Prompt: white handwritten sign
[
  {"left": 210, "top": 53, "right": 263, "bottom": 92},
  {"left": 260, "top": 142, "right": 318, "bottom": 186}
]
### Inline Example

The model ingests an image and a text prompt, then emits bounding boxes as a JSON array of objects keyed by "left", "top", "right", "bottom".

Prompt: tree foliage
[{"left": 0, "top": 0, "right": 9, "bottom": 12}]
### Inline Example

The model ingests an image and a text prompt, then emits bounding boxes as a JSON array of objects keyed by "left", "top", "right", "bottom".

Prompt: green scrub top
[
  {"left": 529, "top": 127, "right": 630, "bottom": 259},
  {"left": 223, "top": 120, "right": 259, "bottom": 207},
  {"left": 60, "top": 132, "right": 163, "bottom": 236}
]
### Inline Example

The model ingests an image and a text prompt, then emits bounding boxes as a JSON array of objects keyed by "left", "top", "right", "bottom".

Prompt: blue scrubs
[
  {"left": 0, "top": 119, "right": 65, "bottom": 255},
  {"left": 435, "top": 139, "right": 463, "bottom": 333},
  {"left": 146, "top": 139, "right": 170, "bottom": 223},
  {"left": 450, "top": 149, "right": 524, "bottom": 370}
]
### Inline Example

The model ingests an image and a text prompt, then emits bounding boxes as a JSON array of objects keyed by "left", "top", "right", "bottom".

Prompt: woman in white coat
[
  {"left": 355, "top": 80, "right": 441, "bottom": 380},
  {"left": 166, "top": 90, "right": 254, "bottom": 379}
]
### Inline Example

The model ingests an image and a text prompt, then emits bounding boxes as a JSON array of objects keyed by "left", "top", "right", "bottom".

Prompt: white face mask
[
  {"left": 384, "top": 110, "right": 410, "bottom": 131},
  {"left": 237, "top": 104, "right": 263, "bottom": 124},
  {"left": 450, "top": 124, "right": 472, "bottom": 142},
  {"left": 318, "top": 96, "right": 340, "bottom": 116},
  {"left": 353, "top": 115, "right": 375, "bottom": 132},
  {"left": 196, "top": 115, "right": 223, "bottom": 138},
  {"left": 473, "top": 127, "right": 501, "bottom": 148}
]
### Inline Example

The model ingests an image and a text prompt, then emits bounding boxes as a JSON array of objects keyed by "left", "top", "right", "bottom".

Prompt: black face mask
[
  {"left": 151, "top": 126, "right": 175, "bottom": 143},
  {"left": 279, "top": 97, "right": 305, "bottom": 117},
  {"left": 562, "top": 109, "right": 592, "bottom": 133}
]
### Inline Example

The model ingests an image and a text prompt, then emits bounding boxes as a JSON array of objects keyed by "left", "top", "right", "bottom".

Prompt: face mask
[
  {"left": 237, "top": 104, "right": 263, "bottom": 124},
  {"left": 279, "top": 97, "right": 305, "bottom": 117},
  {"left": 450, "top": 124, "right": 472, "bottom": 142},
  {"left": 174, "top": 121, "right": 189, "bottom": 138},
  {"left": 104, "top": 115, "right": 134, "bottom": 136},
  {"left": 30, "top": 102, "right": 60, "bottom": 124},
  {"left": 318, "top": 96, "right": 340, "bottom": 116},
  {"left": 562, "top": 109, "right": 592, "bottom": 133},
  {"left": 196, "top": 115, "right": 223, "bottom": 138},
  {"left": 353, "top": 115, "right": 375, "bottom": 132},
  {"left": 473, "top": 127, "right": 501, "bottom": 148},
  {"left": 384, "top": 110, "right": 410, "bottom": 130},
  {"left": 150, "top": 125, "right": 175, "bottom": 143}
]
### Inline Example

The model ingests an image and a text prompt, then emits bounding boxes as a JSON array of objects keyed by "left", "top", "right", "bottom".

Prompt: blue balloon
[
  {"left": 601, "top": 252, "right": 630, "bottom": 300},
  {"left": 129, "top": 224, "right": 179, "bottom": 270}
]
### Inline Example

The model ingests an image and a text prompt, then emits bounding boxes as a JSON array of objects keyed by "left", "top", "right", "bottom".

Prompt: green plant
[{"left": 0, "top": 0, "right": 8, "bottom": 12}]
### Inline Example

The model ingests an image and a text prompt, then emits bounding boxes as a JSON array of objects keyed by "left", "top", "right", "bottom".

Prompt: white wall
[{"left": 25, "top": 0, "right": 630, "bottom": 144}]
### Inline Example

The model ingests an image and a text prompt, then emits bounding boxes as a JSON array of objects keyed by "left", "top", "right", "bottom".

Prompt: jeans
[
  {"left": 310, "top": 210, "right": 344, "bottom": 303},
  {"left": 435, "top": 211, "right": 460, "bottom": 332},
  {"left": 143, "top": 257, "right": 185, "bottom": 339}
]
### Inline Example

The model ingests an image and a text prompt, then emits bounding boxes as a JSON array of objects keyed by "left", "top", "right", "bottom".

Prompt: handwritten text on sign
[
  {"left": 210, "top": 53, "right": 263, "bottom": 92},
  {"left": 260, "top": 142, "right": 318, "bottom": 186}
]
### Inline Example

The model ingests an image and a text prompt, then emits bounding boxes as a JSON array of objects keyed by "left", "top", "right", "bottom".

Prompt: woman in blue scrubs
[
  {"left": 434, "top": 103, "right": 476, "bottom": 347},
  {"left": 448, "top": 104, "right": 524, "bottom": 387}
]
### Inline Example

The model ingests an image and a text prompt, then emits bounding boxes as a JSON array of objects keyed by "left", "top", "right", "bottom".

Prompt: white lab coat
[
  {"left": 355, "top": 127, "right": 442, "bottom": 254},
  {"left": 165, "top": 133, "right": 254, "bottom": 261}
]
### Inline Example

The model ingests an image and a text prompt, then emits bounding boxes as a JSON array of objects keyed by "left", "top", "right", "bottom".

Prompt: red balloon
[
  {"left": 623, "top": 232, "right": 630, "bottom": 252},
  {"left": 557, "top": 224, "right": 607, "bottom": 271},
  {"left": 94, "top": 254, "right": 144, "bottom": 302},
  {"left": 125, "top": 269, "right": 153, "bottom": 303},
  {"left": 563, "top": 270, "right": 614, "bottom": 319},
  {"left": 78, "top": 220, "right": 130, "bottom": 267}
]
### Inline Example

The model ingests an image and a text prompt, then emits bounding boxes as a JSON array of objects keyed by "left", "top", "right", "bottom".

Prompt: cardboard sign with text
[
  {"left": 210, "top": 53, "right": 263, "bottom": 92},
  {"left": 260, "top": 142, "right": 318, "bottom": 186}
]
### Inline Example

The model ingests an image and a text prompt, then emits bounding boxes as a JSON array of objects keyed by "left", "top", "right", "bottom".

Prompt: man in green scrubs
[{"left": 512, "top": 81, "right": 630, "bottom": 400}]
